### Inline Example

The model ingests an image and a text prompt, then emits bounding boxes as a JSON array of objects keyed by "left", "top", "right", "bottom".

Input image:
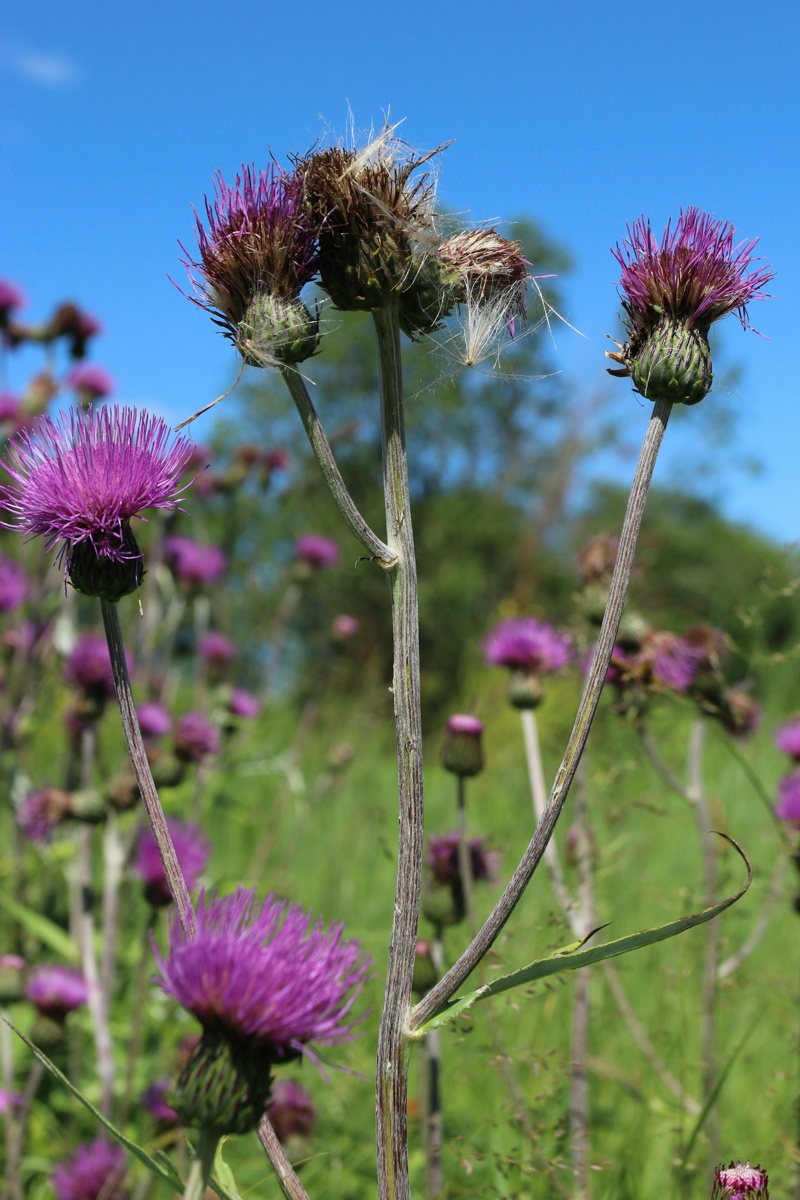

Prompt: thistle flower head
[
  {"left": 646, "top": 631, "right": 706, "bottom": 694},
  {"left": 199, "top": 630, "right": 236, "bottom": 669},
  {"left": 65, "top": 632, "right": 116, "bottom": 697},
  {"left": 27, "top": 964, "right": 88, "bottom": 1019},
  {"left": 0, "top": 406, "right": 194, "bottom": 601},
  {"left": 18, "top": 786, "right": 73, "bottom": 843},
  {"left": 267, "top": 1079, "right": 316, "bottom": 1142},
  {"left": 173, "top": 711, "right": 220, "bottom": 763},
  {"left": 485, "top": 617, "right": 572, "bottom": 674},
  {"left": 298, "top": 126, "right": 441, "bottom": 319},
  {"left": 134, "top": 818, "right": 210, "bottom": 907},
  {"left": 183, "top": 163, "right": 320, "bottom": 367},
  {"left": 607, "top": 208, "right": 774, "bottom": 406},
  {"left": 65, "top": 364, "right": 115, "bottom": 402},
  {"left": 141, "top": 1079, "right": 180, "bottom": 1125},
  {"left": 440, "top": 227, "right": 529, "bottom": 334},
  {"left": 775, "top": 772, "right": 800, "bottom": 823},
  {"left": 51, "top": 1139, "right": 127, "bottom": 1200},
  {"left": 776, "top": 718, "right": 800, "bottom": 762},
  {"left": 136, "top": 701, "right": 172, "bottom": 741},
  {"left": 164, "top": 535, "right": 226, "bottom": 590},
  {"left": 427, "top": 832, "right": 499, "bottom": 886},
  {"left": 712, "top": 1160, "right": 769, "bottom": 1200},
  {"left": 227, "top": 687, "right": 261, "bottom": 719},
  {"left": 295, "top": 533, "right": 340, "bottom": 570},
  {"left": 0, "top": 279, "right": 25, "bottom": 320},
  {"left": 332, "top": 613, "right": 359, "bottom": 639},
  {"left": 152, "top": 887, "right": 371, "bottom": 1134}
]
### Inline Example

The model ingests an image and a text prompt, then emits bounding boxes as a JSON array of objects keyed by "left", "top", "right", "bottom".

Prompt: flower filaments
[
  {"left": 0, "top": 406, "right": 195, "bottom": 602},
  {"left": 183, "top": 163, "right": 320, "bottom": 367},
  {"left": 298, "top": 127, "right": 442, "bottom": 327},
  {"left": 711, "top": 1160, "right": 769, "bottom": 1200},
  {"left": 152, "top": 887, "right": 371, "bottom": 1136},
  {"left": 607, "top": 208, "right": 774, "bottom": 406}
]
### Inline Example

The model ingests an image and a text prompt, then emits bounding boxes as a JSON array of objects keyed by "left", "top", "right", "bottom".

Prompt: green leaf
[
  {"left": 214, "top": 1140, "right": 245, "bottom": 1200},
  {"left": 4, "top": 1020, "right": 183, "bottom": 1191},
  {"left": 0, "top": 892, "right": 79, "bottom": 962},
  {"left": 413, "top": 834, "right": 751, "bottom": 1037}
]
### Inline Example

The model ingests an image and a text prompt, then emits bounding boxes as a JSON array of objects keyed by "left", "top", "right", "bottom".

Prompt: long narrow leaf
[
  {"left": 0, "top": 892, "right": 78, "bottom": 962},
  {"left": 413, "top": 834, "right": 751, "bottom": 1036}
]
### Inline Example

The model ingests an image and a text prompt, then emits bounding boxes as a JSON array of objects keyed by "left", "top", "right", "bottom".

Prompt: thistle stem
[
  {"left": 373, "top": 304, "right": 424, "bottom": 1200},
  {"left": 520, "top": 709, "right": 577, "bottom": 929},
  {"left": 280, "top": 367, "right": 397, "bottom": 569},
  {"left": 183, "top": 1130, "right": 219, "bottom": 1200},
  {"left": 100, "top": 598, "right": 195, "bottom": 939},
  {"left": 258, "top": 1113, "right": 312, "bottom": 1200},
  {"left": 412, "top": 397, "right": 673, "bottom": 1030}
]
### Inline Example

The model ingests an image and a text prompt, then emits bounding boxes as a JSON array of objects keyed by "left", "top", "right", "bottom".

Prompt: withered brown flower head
[
  {"left": 298, "top": 132, "right": 441, "bottom": 321},
  {"left": 440, "top": 228, "right": 529, "bottom": 315}
]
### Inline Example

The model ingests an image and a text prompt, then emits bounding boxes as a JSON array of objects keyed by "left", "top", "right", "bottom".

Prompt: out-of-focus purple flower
[
  {"left": 648, "top": 632, "right": 705, "bottom": 694},
  {"left": 136, "top": 701, "right": 172, "bottom": 741},
  {"left": 164, "top": 535, "right": 226, "bottom": 590},
  {"left": 267, "top": 1079, "right": 316, "bottom": 1142},
  {"left": 0, "top": 553, "right": 28, "bottom": 612},
  {"left": 484, "top": 617, "right": 572, "bottom": 674},
  {"left": 720, "top": 688, "right": 761, "bottom": 739},
  {"left": 0, "top": 280, "right": 25, "bottom": 318},
  {"left": 0, "top": 1088, "right": 23, "bottom": 1116},
  {"left": 332, "top": 614, "right": 359, "bottom": 639},
  {"left": 427, "top": 833, "right": 499, "bottom": 886},
  {"left": 152, "top": 887, "right": 371, "bottom": 1134},
  {"left": 51, "top": 1139, "right": 127, "bottom": 1200},
  {"left": 141, "top": 1079, "right": 180, "bottom": 1125},
  {"left": 776, "top": 719, "right": 800, "bottom": 762},
  {"left": 295, "top": 534, "right": 340, "bottom": 570},
  {"left": 65, "top": 363, "right": 115, "bottom": 402},
  {"left": 712, "top": 1159, "right": 769, "bottom": 1200},
  {"left": 27, "top": 965, "right": 88, "bottom": 1019},
  {"left": 607, "top": 209, "right": 774, "bottom": 406},
  {"left": 48, "top": 304, "right": 103, "bottom": 361},
  {"left": 775, "top": 773, "right": 800, "bottom": 824},
  {"left": 441, "top": 713, "right": 484, "bottom": 778},
  {"left": 0, "top": 406, "right": 195, "bottom": 602},
  {"left": 199, "top": 631, "right": 236, "bottom": 667},
  {"left": 228, "top": 687, "right": 261, "bottom": 719},
  {"left": 173, "top": 711, "right": 221, "bottom": 763},
  {"left": 154, "top": 887, "right": 370, "bottom": 1055},
  {"left": 65, "top": 633, "right": 115, "bottom": 697},
  {"left": 134, "top": 818, "right": 210, "bottom": 907},
  {"left": 0, "top": 391, "right": 21, "bottom": 424},
  {"left": 264, "top": 448, "right": 291, "bottom": 472},
  {"left": 18, "top": 787, "right": 72, "bottom": 844}
]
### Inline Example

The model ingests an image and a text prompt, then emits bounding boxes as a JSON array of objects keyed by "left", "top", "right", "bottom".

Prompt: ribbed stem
[
  {"left": 100, "top": 598, "right": 195, "bottom": 938},
  {"left": 183, "top": 1130, "right": 219, "bottom": 1200},
  {"left": 257, "top": 1115, "right": 312, "bottom": 1200},
  {"left": 373, "top": 304, "right": 424, "bottom": 1200},
  {"left": 412, "top": 398, "right": 672, "bottom": 1030}
]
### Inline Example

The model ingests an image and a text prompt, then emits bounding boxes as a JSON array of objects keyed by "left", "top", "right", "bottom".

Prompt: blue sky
[{"left": 1, "top": 0, "right": 797, "bottom": 544}]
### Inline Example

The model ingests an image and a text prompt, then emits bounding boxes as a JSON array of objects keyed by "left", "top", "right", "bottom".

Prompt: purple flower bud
[
  {"left": 136, "top": 701, "right": 172, "bottom": 741},
  {"left": 295, "top": 534, "right": 340, "bottom": 570},
  {"left": 427, "top": 832, "right": 499, "bottom": 886},
  {"left": 0, "top": 279, "right": 25, "bottom": 318},
  {"left": 712, "top": 1159, "right": 769, "bottom": 1200},
  {"left": 441, "top": 713, "right": 484, "bottom": 778},
  {"left": 227, "top": 687, "right": 261, "bottom": 719},
  {"left": 173, "top": 711, "right": 221, "bottom": 763},
  {"left": 199, "top": 631, "right": 236, "bottom": 667},
  {"left": 51, "top": 1139, "right": 127, "bottom": 1200},
  {"left": 332, "top": 614, "right": 360, "bottom": 639},
  {"left": 65, "top": 363, "right": 115, "bottom": 401},
  {"left": 27, "top": 964, "right": 88, "bottom": 1020},
  {"left": 134, "top": 818, "right": 210, "bottom": 907}
]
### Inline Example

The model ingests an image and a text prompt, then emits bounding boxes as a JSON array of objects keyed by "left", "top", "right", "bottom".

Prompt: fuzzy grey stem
[
  {"left": 424, "top": 932, "right": 445, "bottom": 1200},
  {"left": 412, "top": 398, "right": 672, "bottom": 1031},
  {"left": 100, "top": 598, "right": 195, "bottom": 939},
  {"left": 280, "top": 367, "right": 397, "bottom": 569},
  {"left": 456, "top": 777, "right": 477, "bottom": 929},
  {"left": 183, "top": 1130, "right": 219, "bottom": 1200},
  {"left": 373, "top": 304, "right": 424, "bottom": 1200},
  {"left": 257, "top": 1115, "right": 312, "bottom": 1200},
  {"left": 520, "top": 709, "right": 579, "bottom": 932}
]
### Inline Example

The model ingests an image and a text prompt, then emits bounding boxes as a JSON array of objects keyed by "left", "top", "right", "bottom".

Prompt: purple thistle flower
[
  {"left": 136, "top": 700, "right": 172, "bottom": 741},
  {"left": 0, "top": 406, "right": 195, "bottom": 601},
  {"left": 295, "top": 533, "right": 340, "bottom": 570},
  {"left": 141, "top": 1079, "right": 180, "bottom": 1125},
  {"left": 484, "top": 617, "right": 572, "bottom": 674},
  {"left": 775, "top": 773, "right": 800, "bottom": 823},
  {"left": 332, "top": 613, "right": 360, "bottom": 639},
  {"left": 267, "top": 1079, "right": 316, "bottom": 1142},
  {"left": 65, "top": 632, "right": 116, "bottom": 697},
  {"left": 154, "top": 888, "right": 371, "bottom": 1056},
  {"left": 0, "top": 279, "right": 25, "bottom": 318},
  {"left": 65, "top": 363, "right": 115, "bottom": 402},
  {"left": 607, "top": 208, "right": 774, "bottom": 407},
  {"left": 648, "top": 632, "right": 705, "bottom": 693},
  {"left": 776, "top": 719, "right": 800, "bottom": 762},
  {"left": 27, "top": 964, "right": 88, "bottom": 1019},
  {"left": 0, "top": 391, "right": 21, "bottom": 425},
  {"left": 51, "top": 1139, "right": 127, "bottom": 1200},
  {"left": 173, "top": 710, "right": 221, "bottom": 763},
  {"left": 0, "top": 553, "right": 28, "bottom": 612},
  {"left": 134, "top": 818, "right": 210, "bottom": 907},
  {"left": 427, "top": 832, "right": 499, "bottom": 886},
  {"left": 0, "top": 1088, "right": 23, "bottom": 1116},
  {"left": 199, "top": 630, "right": 236, "bottom": 667},
  {"left": 712, "top": 1160, "right": 769, "bottom": 1200},
  {"left": 228, "top": 687, "right": 261, "bottom": 719},
  {"left": 164, "top": 535, "right": 226, "bottom": 589},
  {"left": 18, "top": 786, "right": 72, "bottom": 844}
]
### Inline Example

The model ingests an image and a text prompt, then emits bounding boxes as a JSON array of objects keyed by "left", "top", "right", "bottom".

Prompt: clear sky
[{"left": 1, "top": 0, "right": 797, "bottom": 544}]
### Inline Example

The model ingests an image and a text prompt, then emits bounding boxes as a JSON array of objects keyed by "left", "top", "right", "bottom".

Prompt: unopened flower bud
[
  {"left": 68, "top": 524, "right": 144, "bottom": 603},
  {"left": 238, "top": 294, "right": 320, "bottom": 367},
  {"left": 441, "top": 714, "right": 484, "bottom": 777},
  {"left": 507, "top": 670, "right": 544, "bottom": 710}
]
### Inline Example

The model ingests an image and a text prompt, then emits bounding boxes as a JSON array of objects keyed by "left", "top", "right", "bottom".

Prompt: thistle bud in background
[
  {"left": 266, "top": 1078, "right": 316, "bottom": 1161},
  {"left": 26, "top": 964, "right": 88, "bottom": 1050},
  {"left": 411, "top": 941, "right": 438, "bottom": 996},
  {"left": 441, "top": 714, "right": 484, "bottom": 778},
  {"left": 422, "top": 833, "right": 499, "bottom": 927},
  {"left": 607, "top": 208, "right": 773, "bottom": 406},
  {"left": 711, "top": 1160, "right": 768, "bottom": 1200}
]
